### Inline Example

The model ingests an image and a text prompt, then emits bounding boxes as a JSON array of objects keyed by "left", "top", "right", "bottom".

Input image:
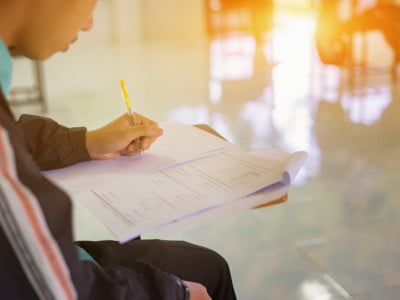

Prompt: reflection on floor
[{"left": 10, "top": 2, "right": 400, "bottom": 300}]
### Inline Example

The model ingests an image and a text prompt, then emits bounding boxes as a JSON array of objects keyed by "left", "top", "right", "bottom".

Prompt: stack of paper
[{"left": 44, "top": 123, "right": 307, "bottom": 243}]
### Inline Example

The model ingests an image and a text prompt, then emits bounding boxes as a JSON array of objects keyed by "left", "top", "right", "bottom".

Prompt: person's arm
[
  {"left": 73, "top": 259, "right": 189, "bottom": 299},
  {"left": 2, "top": 115, "right": 208, "bottom": 299},
  {"left": 17, "top": 114, "right": 91, "bottom": 170},
  {"left": 17, "top": 113, "right": 163, "bottom": 170}
]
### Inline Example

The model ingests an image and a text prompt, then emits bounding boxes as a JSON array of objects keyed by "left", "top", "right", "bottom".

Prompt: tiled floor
[{"left": 10, "top": 2, "right": 400, "bottom": 299}]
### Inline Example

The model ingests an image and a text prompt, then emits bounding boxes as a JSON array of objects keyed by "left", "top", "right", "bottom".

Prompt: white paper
[
  {"left": 43, "top": 123, "right": 308, "bottom": 243},
  {"left": 77, "top": 148, "right": 306, "bottom": 243},
  {"left": 122, "top": 149, "right": 308, "bottom": 238}
]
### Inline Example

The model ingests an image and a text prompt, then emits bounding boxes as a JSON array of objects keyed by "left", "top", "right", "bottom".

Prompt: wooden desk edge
[{"left": 252, "top": 193, "right": 288, "bottom": 209}]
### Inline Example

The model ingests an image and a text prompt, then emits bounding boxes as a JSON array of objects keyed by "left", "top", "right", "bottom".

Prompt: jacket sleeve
[
  {"left": 17, "top": 114, "right": 91, "bottom": 170},
  {"left": 0, "top": 114, "right": 187, "bottom": 300}
]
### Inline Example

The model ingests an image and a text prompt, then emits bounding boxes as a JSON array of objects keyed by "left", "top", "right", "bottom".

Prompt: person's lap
[{"left": 77, "top": 239, "right": 237, "bottom": 300}]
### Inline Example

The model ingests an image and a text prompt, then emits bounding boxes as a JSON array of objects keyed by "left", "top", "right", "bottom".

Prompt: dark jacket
[{"left": 0, "top": 91, "right": 185, "bottom": 300}]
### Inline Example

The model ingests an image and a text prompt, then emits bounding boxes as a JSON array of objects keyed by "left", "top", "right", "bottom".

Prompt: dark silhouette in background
[{"left": 315, "top": 0, "right": 400, "bottom": 77}]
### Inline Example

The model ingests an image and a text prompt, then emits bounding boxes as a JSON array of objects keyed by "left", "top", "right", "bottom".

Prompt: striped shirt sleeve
[{"left": 0, "top": 125, "right": 77, "bottom": 300}]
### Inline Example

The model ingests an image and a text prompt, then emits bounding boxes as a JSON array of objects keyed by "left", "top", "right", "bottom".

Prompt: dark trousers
[{"left": 77, "top": 239, "right": 237, "bottom": 300}]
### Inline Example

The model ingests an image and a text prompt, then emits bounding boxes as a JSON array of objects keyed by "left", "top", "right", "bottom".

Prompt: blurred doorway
[{"left": 205, "top": 0, "right": 275, "bottom": 41}]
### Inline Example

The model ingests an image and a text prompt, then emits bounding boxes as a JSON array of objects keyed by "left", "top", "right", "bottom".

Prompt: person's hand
[
  {"left": 183, "top": 281, "right": 212, "bottom": 300},
  {"left": 86, "top": 113, "right": 163, "bottom": 160}
]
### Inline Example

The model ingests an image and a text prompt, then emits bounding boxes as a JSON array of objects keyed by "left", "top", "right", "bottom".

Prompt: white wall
[
  {"left": 139, "top": 0, "right": 207, "bottom": 44},
  {"left": 88, "top": 0, "right": 207, "bottom": 45}
]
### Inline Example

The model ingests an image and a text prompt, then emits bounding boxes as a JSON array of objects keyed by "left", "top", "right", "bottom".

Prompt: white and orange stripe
[{"left": 0, "top": 125, "right": 76, "bottom": 300}]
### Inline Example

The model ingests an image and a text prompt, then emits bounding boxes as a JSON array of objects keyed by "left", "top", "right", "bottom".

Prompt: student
[{"left": 0, "top": 1, "right": 237, "bottom": 299}]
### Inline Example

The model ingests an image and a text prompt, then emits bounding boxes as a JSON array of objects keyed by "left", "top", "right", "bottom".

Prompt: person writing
[{"left": 0, "top": 1, "right": 237, "bottom": 299}]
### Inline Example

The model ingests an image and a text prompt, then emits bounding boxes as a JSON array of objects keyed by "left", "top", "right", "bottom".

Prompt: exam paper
[
  {"left": 154, "top": 148, "right": 308, "bottom": 237},
  {"left": 43, "top": 123, "right": 307, "bottom": 243},
  {"left": 69, "top": 148, "right": 307, "bottom": 242},
  {"left": 77, "top": 148, "right": 306, "bottom": 243}
]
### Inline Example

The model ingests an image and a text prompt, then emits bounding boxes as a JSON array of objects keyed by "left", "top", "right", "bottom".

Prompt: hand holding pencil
[{"left": 84, "top": 83, "right": 163, "bottom": 160}]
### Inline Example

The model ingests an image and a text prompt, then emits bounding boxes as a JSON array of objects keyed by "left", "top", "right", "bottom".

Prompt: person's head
[{"left": 1, "top": 0, "right": 97, "bottom": 60}]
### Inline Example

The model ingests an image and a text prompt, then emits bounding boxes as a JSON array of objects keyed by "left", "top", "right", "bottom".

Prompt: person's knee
[
  {"left": 203, "top": 248, "right": 231, "bottom": 279},
  {"left": 176, "top": 242, "right": 232, "bottom": 283},
  {"left": 190, "top": 246, "right": 236, "bottom": 300}
]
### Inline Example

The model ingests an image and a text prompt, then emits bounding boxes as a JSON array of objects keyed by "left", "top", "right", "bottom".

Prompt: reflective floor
[{"left": 10, "top": 2, "right": 400, "bottom": 299}]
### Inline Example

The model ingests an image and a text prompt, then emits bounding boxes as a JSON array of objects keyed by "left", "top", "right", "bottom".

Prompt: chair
[
  {"left": 8, "top": 59, "right": 47, "bottom": 112},
  {"left": 314, "top": 0, "right": 400, "bottom": 79}
]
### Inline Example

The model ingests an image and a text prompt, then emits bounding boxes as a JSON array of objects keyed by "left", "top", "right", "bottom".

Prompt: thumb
[{"left": 125, "top": 124, "right": 163, "bottom": 151}]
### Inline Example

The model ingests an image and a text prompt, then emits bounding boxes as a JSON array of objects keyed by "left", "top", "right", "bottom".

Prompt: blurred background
[{"left": 9, "top": 0, "right": 400, "bottom": 299}]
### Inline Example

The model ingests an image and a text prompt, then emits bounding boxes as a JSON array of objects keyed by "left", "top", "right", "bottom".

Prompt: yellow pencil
[{"left": 120, "top": 80, "right": 142, "bottom": 159}]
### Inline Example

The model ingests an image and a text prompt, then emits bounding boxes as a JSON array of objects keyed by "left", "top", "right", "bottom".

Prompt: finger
[
  {"left": 120, "top": 149, "right": 138, "bottom": 156},
  {"left": 126, "top": 141, "right": 139, "bottom": 153},
  {"left": 120, "top": 145, "right": 139, "bottom": 156},
  {"left": 140, "top": 136, "right": 158, "bottom": 150},
  {"left": 134, "top": 113, "right": 158, "bottom": 126},
  {"left": 127, "top": 124, "right": 163, "bottom": 142}
]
